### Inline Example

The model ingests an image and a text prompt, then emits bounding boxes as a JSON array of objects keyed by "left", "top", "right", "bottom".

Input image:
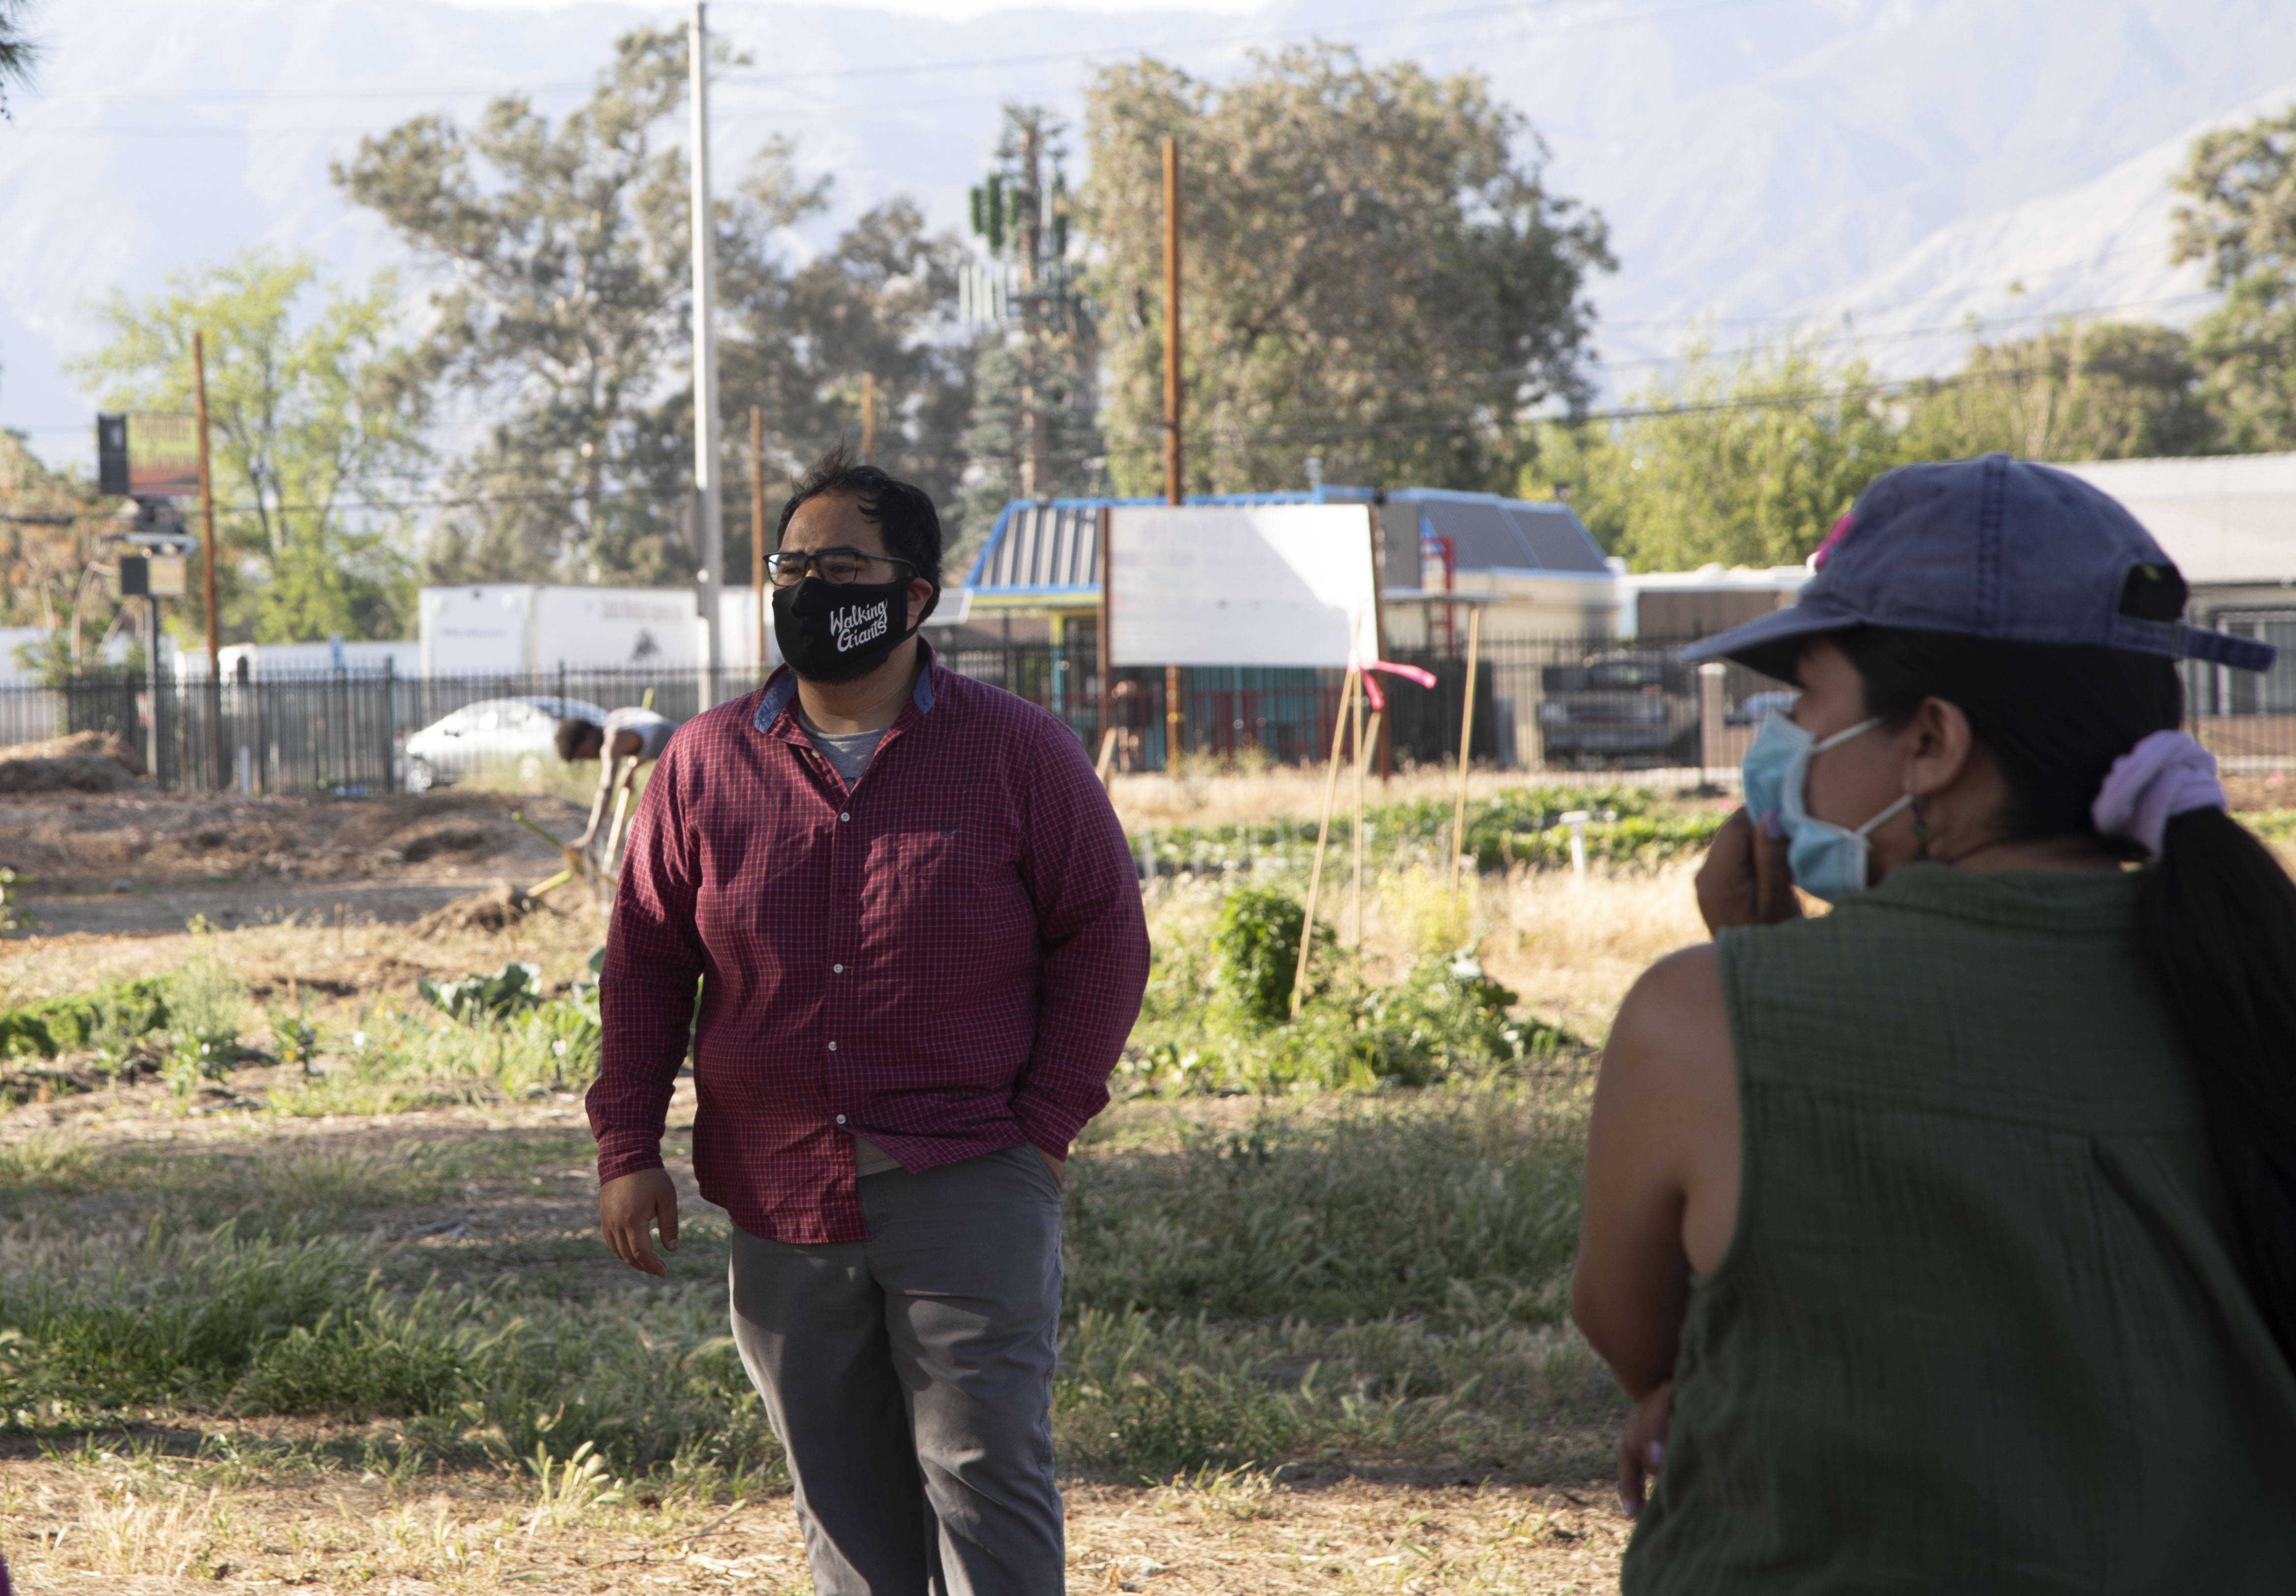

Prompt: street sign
[
  {"left": 95, "top": 412, "right": 202, "bottom": 497},
  {"left": 149, "top": 554, "right": 187, "bottom": 597}
]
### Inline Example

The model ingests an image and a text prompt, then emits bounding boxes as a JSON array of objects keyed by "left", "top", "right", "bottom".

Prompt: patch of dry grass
[{"left": 0, "top": 1452, "right": 1626, "bottom": 1595}]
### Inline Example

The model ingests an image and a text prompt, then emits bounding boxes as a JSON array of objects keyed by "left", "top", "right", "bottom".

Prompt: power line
[
  {"left": 4, "top": 0, "right": 1786, "bottom": 134},
  {"left": 29, "top": 0, "right": 1777, "bottom": 108}
]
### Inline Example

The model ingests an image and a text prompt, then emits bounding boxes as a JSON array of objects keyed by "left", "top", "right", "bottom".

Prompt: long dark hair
[{"left": 1837, "top": 626, "right": 2296, "bottom": 1366}]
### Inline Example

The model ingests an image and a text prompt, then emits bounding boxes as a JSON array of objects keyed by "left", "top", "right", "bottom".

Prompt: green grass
[
  {"left": 1130, "top": 783, "right": 1726, "bottom": 877},
  {"left": 0, "top": 872, "right": 1620, "bottom": 1492},
  {"left": 0, "top": 1082, "right": 1614, "bottom": 1488}
]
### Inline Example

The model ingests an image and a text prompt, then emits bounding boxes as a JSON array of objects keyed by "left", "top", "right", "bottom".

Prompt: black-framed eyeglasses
[{"left": 764, "top": 546, "right": 918, "bottom": 588}]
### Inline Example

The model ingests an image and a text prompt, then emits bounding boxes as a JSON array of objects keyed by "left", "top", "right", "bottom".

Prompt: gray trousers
[{"left": 728, "top": 1142, "right": 1066, "bottom": 1596}]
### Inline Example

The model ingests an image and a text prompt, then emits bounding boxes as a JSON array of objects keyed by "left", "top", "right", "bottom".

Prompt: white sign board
[{"left": 1106, "top": 504, "right": 1381, "bottom": 668}]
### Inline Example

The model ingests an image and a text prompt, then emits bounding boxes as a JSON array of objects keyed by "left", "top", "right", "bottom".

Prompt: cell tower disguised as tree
[{"left": 955, "top": 105, "right": 1103, "bottom": 569}]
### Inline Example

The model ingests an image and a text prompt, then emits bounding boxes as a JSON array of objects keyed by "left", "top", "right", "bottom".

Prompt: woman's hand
[
  {"left": 1617, "top": 1378, "right": 1673, "bottom": 1520},
  {"left": 1695, "top": 809, "right": 1802, "bottom": 934}
]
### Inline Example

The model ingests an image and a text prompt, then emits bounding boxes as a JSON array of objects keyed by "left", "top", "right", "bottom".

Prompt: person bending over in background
[
  {"left": 587, "top": 441, "right": 1150, "bottom": 1596},
  {"left": 1573, "top": 455, "right": 2296, "bottom": 1592},
  {"left": 555, "top": 704, "right": 675, "bottom": 874}
]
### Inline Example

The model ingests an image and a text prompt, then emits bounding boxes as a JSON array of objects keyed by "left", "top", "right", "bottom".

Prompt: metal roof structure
[{"left": 964, "top": 487, "right": 1612, "bottom": 604}]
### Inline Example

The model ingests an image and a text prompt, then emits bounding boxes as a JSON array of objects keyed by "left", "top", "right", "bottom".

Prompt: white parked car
[{"left": 400, "top": 696, "right": 610, "bottom": 792}]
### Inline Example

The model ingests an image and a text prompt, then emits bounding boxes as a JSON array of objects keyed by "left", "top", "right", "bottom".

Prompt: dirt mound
[
  {"left": 409, "top": 879, "right": 551, "bottom": 939},
  {"left": 0, "top": 732, "right": 145, "bottom": 794},
  {"left": 0, "top": 788, "right": 585, "bottom": 898}
]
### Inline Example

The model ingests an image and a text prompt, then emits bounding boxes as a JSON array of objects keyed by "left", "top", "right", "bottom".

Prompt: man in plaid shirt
[{"left": 590, "top": 443, "right": 1149, "bottom": 1595}]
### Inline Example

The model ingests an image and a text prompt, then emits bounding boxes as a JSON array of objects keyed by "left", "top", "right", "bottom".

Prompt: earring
[{"left": 1911, "top": 795, "right": 1931, "bottom": 862}]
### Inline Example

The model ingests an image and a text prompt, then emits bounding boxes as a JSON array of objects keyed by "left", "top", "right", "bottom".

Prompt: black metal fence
[{"left": 5, "top": 632, "right": 2293, "bottom": 794}]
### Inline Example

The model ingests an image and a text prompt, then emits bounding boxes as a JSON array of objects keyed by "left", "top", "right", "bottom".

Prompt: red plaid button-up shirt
[{"left": 588, "top": 643, "right": 1151, "bottom": 1244}]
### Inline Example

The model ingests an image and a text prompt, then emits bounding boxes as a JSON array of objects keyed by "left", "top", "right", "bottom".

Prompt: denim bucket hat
[{"left": 1680, "top": 454, "right": 2278, "bottom": 682}]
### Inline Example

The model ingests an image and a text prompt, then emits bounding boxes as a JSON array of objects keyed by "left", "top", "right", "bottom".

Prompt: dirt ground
[{"left": 0, "top": 786, "right": 591, "bottom": 939}]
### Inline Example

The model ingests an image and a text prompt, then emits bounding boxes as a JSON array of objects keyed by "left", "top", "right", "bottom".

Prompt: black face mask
[{"left": 772, "top": 576, "right": 922, "bottom": 684}]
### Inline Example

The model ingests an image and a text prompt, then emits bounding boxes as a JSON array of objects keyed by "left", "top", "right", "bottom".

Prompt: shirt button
[
  {"left": 827, "top": 1041, "right": 837, "bottom": 1051},
  {"left": 835, "top": 1114, "right": 847, "bottom": 1125},
  {"left": 832, "top": 963, "right": 844, "bottom": 973},
  {"left": 840, "top": 812, "right": 851, "bottom": 822}
]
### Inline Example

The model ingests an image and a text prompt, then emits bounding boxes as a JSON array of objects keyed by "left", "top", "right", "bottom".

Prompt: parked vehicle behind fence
[
  {"left": 1537, "top": 652, "right": 1699, "bottom": 767},
  {"left": 400, "top": 696, "right": 612, "bottom": 792}
]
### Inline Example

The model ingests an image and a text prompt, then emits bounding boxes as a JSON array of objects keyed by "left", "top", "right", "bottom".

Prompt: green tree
[
  {"left": 70, "top": 250, "right": 427, "bottom": 643},
  {"left": 1898, "top": 320, "right": 2220, "bottom": 463},
  {"left": 723, "top": 174, "right": 977, "bottom": 578},
  {"left": 335, "top": 26, "right": 702, "bottom": 586},
  {"left": 1540, "top": 335, "right": 1898, "bottom": 572},
  {"left": 340, "top": 25, "right": 975, "bottom": 589},
  {"left": 1081, "top": 45, "right": 1610, "bottom": 499},
  {"left": 2173, "top": 106, "right": 2296, "bottom": 450},
  {"left": 0, "top": 432, "right": 113, "bottom": 667}
]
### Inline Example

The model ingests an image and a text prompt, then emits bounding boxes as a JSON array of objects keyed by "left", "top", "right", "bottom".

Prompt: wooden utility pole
[
  {"left": 749, "top": 405, "right": 766, "bottom": 674},
  {"left": 1161, "top": 137, "right": 1184, "bottom": 505},
  {"left": 859, "top": 372, "right": 877, "bottom": 464},
  {"left": 1161, "top": 135, "right": 1184, "bottom": 775},
  {"left": 192, "top": 330, "right": 222, "bottom": 786}
]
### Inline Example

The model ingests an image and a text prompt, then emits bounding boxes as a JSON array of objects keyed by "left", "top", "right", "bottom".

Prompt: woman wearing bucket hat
[{"left": 1571, "top": 455, "right": 2296, "bottom": 1591}]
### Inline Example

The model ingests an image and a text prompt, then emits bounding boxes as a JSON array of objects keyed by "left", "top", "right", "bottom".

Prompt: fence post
[
  {"left": 1698, "top": 662, "right": 1729, "bottom": 784},
  {"left": 383, "top": 658, "right": 398, "bottom": 795}
]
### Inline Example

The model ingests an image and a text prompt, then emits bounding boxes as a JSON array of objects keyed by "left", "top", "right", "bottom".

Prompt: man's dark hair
[
  {"left": 775, "top": 440, "right": 944, "bottom": 615},
  {"left": 555, "top": 718, "right": 602, "bottom": 763}
]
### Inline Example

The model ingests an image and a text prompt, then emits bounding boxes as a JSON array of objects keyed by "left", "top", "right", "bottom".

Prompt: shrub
[
  {"left": 1208, "top": 888, "right": 1330, "bottom": 1025},
  {"left": 0, "top": 979, "right": 171, "bottom": 1062},
  {"left": 419, "top": 962, "right": 546, "bottom": 1025}
]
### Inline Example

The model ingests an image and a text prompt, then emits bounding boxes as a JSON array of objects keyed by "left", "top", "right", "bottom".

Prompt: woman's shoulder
[{"left": 1606, "top": 945, "right": 1734, "bottom": 1109}]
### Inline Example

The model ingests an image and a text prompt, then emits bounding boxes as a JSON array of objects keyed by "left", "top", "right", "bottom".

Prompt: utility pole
[
  {"left": 1161, "top": 135, "right": 1184, "bottom": 774},
  {"left": 1161, "top": 136, "right": 1184, "bottom": 507},
  {"left": 192, "top": 330, "right": 222, "bottom": 787},
  {"left": 689, "top": 1, "right": 725, "bottom": 710},
  {"left": 859, "top": 372, "right": 877, "bottom": 464},
  {"left": 1017, "top": 117, "right": 1047, "bottom": 499},
  {"left": 750, "top": 405, "right": 766, "bottom": 676}
]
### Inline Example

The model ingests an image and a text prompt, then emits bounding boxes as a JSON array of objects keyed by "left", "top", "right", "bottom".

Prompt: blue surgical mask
[{"left": 1739, "top": 712, "right": 1914, "bottom": 904}]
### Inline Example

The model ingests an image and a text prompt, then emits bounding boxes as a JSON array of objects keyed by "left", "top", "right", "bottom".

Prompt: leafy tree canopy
[
  {"left": 2174, "top": 105, "right": 2296, "bottom": 450},
  {"left": 338, "top": 23, "right": 973, "bottom": 589},
  {"left": 1898, "top": 320, "right": 2219, "bottom": 464},
  {"left": 1535, "top": 335, "right": 1893, "bottom": 572},
  {"left": 69, "top": 249, "right": 427, "bottom": 644},
  {"left": 1082, "top": 45, "right": 1611, "bottom": 499}
]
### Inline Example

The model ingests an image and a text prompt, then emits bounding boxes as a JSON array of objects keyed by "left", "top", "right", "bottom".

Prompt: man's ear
[{"left": 908, "top": 577, "right": 936, "bottom": 628}]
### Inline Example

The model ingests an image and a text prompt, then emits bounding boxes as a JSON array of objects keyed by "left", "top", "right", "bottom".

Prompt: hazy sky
[{"left": 435, "top": 0, "right": 1267, "bottom": 17}]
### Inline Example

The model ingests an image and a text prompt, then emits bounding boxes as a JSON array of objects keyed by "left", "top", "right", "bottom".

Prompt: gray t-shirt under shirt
[{"left": 800, "top": 717, "right": 900, "bottom": 1178}]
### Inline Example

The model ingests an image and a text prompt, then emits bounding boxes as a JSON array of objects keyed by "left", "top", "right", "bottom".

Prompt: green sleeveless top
[{"left": 1625, "top": 863, "right": 2296, "bottom": 1595}]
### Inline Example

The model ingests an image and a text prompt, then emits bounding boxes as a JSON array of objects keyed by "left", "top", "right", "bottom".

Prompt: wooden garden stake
[
  {"left": 1291, "top": 666, "right": 1358, "bottom": 1020},
  {"left": 1450, "top": 604, "right": 1483, "bottom": 897}
]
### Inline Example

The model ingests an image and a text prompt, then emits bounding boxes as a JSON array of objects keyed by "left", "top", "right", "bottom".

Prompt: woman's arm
[{"left": 1571, "top": 945, "right": 1741, "bottom": 1397}]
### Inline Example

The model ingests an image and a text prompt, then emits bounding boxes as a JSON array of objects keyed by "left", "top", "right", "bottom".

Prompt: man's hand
[
  {"left": 1035, "top": 1146, "right": 1066, "bottom": 1190},
  {"left": 1694, "top": 808, "right": 1803, "bottom": 934},
  {"left": 1617, "top": 1379, "right": 1673, "bottom": 1519},
  {"left": 600, "top": 1167, "right": 679, "bottom": 1277}
]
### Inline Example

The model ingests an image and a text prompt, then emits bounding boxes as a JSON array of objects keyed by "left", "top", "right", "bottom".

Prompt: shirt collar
[{"left": 755, "top": 636, "right": 939, "bottom": 736}]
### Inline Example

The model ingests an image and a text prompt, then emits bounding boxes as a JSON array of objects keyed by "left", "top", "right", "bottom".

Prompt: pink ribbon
[
  {"left": 2091, "top": 730, "right": 2226, "bottom": 855},
  {"left": 1351, "top": 657, "right": 1438, "bottom": 713}
]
